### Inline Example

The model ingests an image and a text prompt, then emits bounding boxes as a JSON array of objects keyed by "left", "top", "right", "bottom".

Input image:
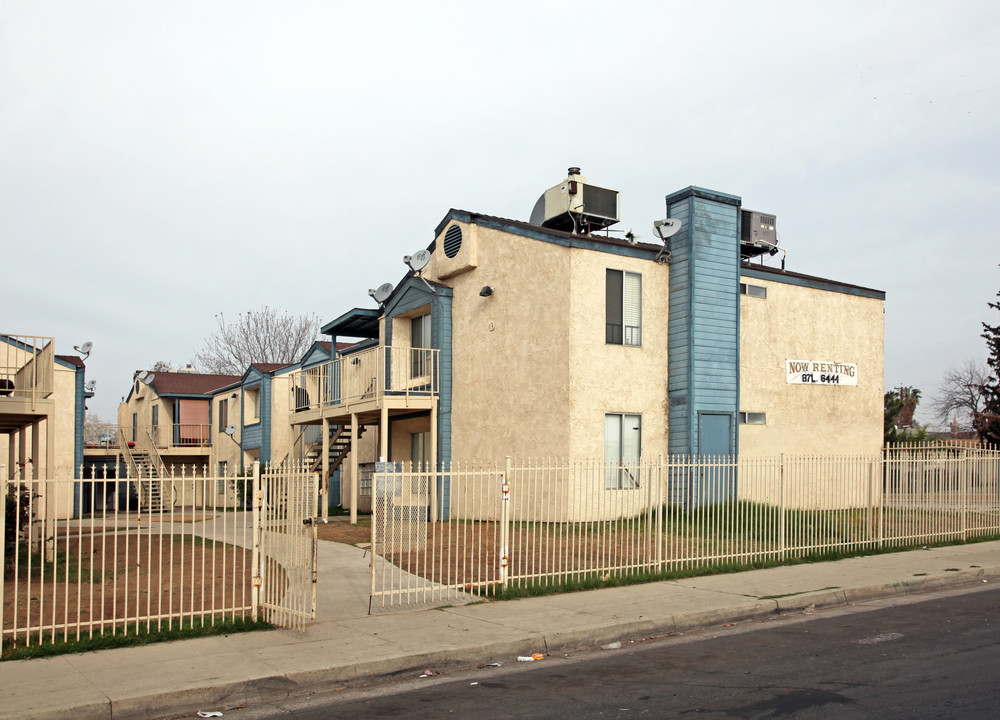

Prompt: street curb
[{"left": 23, "top": 567, "right": 1000, "bottom": 720}]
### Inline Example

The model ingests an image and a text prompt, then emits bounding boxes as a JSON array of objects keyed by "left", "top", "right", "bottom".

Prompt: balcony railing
[
  {"left": 290, "top": 345, "right": 440, "bottom": 413},
  {"left": 84, "top": 423, "right": 121, "bottom": 448},
  {"left": 1, "top": 334, "right": 55, "bottom": 410},
  {"left": 150, "top": 423, "right": 212, "bottom": 449},
  {"left": 84, "top": 424, "right": 212, "bottom": 451}
]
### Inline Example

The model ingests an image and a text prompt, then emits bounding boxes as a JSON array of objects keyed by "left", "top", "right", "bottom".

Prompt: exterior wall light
[{"left": 479, "top": 286, "right": 494, "bottom": 297}]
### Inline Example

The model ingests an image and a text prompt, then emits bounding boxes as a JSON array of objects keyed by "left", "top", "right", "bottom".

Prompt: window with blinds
[
  {"left": 606, "top": 269, "right": 642, "bottom": 346},
  {"left": 410, "top": 314, "right": 432, "bottom": 378},
  {"left": 604, "top": 413, "right": 641, "bottom": 489}
]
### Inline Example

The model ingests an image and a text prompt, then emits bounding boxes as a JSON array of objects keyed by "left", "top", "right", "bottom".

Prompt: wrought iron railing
[{"left": 290, "top": 345, "right": 440, "bottom": 413}]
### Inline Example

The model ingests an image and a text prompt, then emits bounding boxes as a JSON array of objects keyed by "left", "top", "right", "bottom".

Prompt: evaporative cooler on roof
[{"left": 529, "top": 167, "right": 620, "bottom": 235}]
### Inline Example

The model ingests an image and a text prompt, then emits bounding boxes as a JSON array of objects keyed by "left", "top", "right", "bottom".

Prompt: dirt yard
[
  {"left": 315, "top": 517, "right": 372, "bottom": 546},
  {"left": 3, "top": 527, "right": 254, "bottom": 648}
]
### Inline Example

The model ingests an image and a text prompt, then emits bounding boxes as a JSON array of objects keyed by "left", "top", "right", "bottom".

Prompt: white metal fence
[
  {"left": 370, "top": 446, "right": 1000, "bottom": 608},
  {"left": 1, "top": 462, "right": 318, "bottom": 651}
]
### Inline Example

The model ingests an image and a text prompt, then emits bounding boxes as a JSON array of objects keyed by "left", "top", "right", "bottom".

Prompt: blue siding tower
[{"left": 666, "top": 187, "right": 741, "bottom": 502}]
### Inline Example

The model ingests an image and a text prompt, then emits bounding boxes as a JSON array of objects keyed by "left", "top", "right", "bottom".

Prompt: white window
[
  {"left": 604, "top": 413, "right": 641, "bottom": 489},
  {"left": 410, "top": 431, "right": 431, "bottom": 471},
  {"left": 245, "top": 386, "right": 260, "bottom": 423},
  {"left": 740, "top": 283, "right": 767, "bottom": 299},
  {"left": 739, "top": 412, "right": 767, "bottom": 425},
  {"left": 218, "top": 398, "right": 229, "bottom": 432},
  {"left": 410, "top": 314, "right": 432, "bottom": 378},
  {"left": 151, "top": 405, "right": 160, "bottom": 445},
  {"left": 217, "top": 462, "right": 228, "bottom": 495},
  {"left": 606, "top": 270, "right": 642, "bottom": 346}
]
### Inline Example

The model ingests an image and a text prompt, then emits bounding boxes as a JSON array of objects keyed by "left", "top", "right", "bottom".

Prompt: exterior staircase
[
  {"left": 303, "top": 424, "right": 367, "bottom": 480},
  {"left": 128, "top": 450, "right": 169, "bottom": 512}
]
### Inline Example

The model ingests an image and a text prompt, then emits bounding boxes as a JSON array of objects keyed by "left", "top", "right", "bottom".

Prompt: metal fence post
[
  {"left": 251, "top": 461, "right": 262, "bottom": 622},
  {"left": 778, "top": 454, "right": 786, "bottom": 560},
  {"left": 500, "top": 457, "right": 511, "bottom": 589},
  {"left": 312, "top": 472, "right": 320, "bottom": 620},
  {"left": 1, "top": 465, "right": 7, "bottom": 627},
  {"left": 961, "top": 449, "right": 968, "bottom": 542},
  {"left": 879, "top": 447, "right": 886, "bottom": 548},
  {"left": 655, "top": 455, "right": 664, "bottom": 571}
]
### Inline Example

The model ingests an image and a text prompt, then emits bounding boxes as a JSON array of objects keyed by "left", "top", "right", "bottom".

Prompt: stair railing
[{"left": 145, "top": 429, "right": 169, "bottom": 478}]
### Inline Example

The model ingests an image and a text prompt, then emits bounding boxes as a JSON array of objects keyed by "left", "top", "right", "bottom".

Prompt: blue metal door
[
  {"left": 696, "top": 413, "right": 735, "bottom": 505},
  {"left": 698, "top": 413, "right": 732, "bottom": 456}
]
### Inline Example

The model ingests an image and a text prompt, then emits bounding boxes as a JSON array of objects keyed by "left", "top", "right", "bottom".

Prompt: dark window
[{"left": 606, "top": 269, "right": 642, "bottom": 345}]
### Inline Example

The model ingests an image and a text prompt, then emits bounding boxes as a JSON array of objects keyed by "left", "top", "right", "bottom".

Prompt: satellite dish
[
  {"left": 224, "top": 424, "right": 237, "bottom": 436},
  {"left": 85, "top": 380, "right": 96, "bottom": 393},
  {"left": 404, "top": 249, "right": 431, "bottom": 273},
  {"left": 653, "top": 218, "right": 682, "bottom": 240},
  {"left": 368, "top": 282, "right": 394, "bottom": 305},
  {"left": 74, "top": 341, "right": 93, "bottom": 354},
  {"left": 136, "top": 371, "right": 149, "bottom": 381},
  {"left": 144, "top": 373, "right": 156, "bottom": 384}
]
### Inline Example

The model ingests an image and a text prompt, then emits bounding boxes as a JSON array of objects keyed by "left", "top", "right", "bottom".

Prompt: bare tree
[
  {"left": 150, "top": 360, "right": 172, "bottom": 372},
  {"left": 194, "top": 306, "right": 321, "bottom": 375},
  {"left": 931, "top": 360, "right": 990, "bottom": 429}
]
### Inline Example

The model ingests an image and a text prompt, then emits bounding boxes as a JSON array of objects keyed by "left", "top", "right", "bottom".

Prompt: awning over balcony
[{"left": 321, "top": 308, "right": 381, "bottom": 340}]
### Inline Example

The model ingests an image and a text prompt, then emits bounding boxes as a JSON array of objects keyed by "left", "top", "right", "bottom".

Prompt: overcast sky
[{"left": 3, "top": 1, "right": 998, "bottom": 426}]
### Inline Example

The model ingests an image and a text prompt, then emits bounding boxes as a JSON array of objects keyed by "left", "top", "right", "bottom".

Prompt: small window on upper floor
[
  {"left": 245, "top": 386, "right": 260, "bottom": 423},
  {"left": 740, "top": 283, "right": 767, "bottom": 299},
  {"left": 606, "top": 269, "right": 642, "bottom": 346},
  {"left": 218, "top": 398, "right": 229, "bottom": 432},
  {"left": 739, "top": 412, "right": 767, "bottom": 425},
  {"left": 410, "top": 314, "right": 432, "bottom": 378}
]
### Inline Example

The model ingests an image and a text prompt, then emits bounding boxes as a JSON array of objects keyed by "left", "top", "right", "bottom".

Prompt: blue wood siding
[
  {"left": 666, "top": 187, "right": 741, "bottom": 461},
  {"left": 383, "top": 278, "right": 454, "bottom": 519},
  {"left": 434, "top": 291, "right": 453, "bottom": 520},
  {"left": 242, "top": 421, "right": 262, "bottom": 450},
  {"left": 260, "top": 376, "right": 272, "bottom": 463}
]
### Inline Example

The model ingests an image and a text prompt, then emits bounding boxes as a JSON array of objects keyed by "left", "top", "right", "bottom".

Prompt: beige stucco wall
[
  {"left": 566, "top": 250, "right": 670, "bottom": 460},
  {"left": 423, "top": 220, "right": 671, "bottom": 464},
  {"left": 738, "top": 276, "right": 884, "bottom": 457},
  {"left": 426, "top": 221, "right": 573, "bottom": 462},
  {"left": 419, "top": 220, "right": 672, "bottom": 465},
  {"left": 1, "top": 364, "right": 77, "bottom": 475},
  {"left": 118, "top": 378, "right": 161, "bottom": 441},
  {"left": 210, "top": 387, "right": 243, "bottom": 472},
  {"left": 51, "top": 363, "right": 78, "bottom": 471},
  {"left": 268, "top": 373, "right": 295, "bottom": 464}
]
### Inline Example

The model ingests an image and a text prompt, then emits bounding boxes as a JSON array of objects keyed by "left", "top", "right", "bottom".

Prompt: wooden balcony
[
  {"left": 289, "top": 345, "right": 439, "bottom": 426},
  {"left": 0, "top": 334, "right": 55, "bottom": 430},
  {"left": 84, "top": 423, "right": 212, "bottom": 457}
]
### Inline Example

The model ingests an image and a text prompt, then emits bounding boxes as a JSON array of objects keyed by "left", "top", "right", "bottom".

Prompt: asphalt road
[{"left": 244, "top": 584, "right": 1000, "bottom": 719}]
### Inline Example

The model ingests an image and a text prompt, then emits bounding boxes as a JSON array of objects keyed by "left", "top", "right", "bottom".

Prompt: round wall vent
[{"left": 443, "top": 225, "right": 463, "bottom": 258}]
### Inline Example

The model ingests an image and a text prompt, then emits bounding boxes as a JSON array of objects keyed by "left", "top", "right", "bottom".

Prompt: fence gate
[
  {"left": 370, "top": 463, "right": 506, "bottom": 610},
  {"left": 253, "top": 463, "right": 319, "bottom": 631}
]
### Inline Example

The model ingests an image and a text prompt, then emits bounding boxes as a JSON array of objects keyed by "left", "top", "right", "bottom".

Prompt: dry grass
[{"left": 3, "top": 533, "right": 254, "bottom": 647}]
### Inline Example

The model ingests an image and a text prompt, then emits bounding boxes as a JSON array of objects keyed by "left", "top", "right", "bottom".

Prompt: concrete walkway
[{"left": 2, "top": 539, "right": 998, "bottom": 720}]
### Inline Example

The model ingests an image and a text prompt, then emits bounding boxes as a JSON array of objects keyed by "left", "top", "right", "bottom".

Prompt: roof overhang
[{"left": 321, "top": 308, "right": 381, "bottom": 339}]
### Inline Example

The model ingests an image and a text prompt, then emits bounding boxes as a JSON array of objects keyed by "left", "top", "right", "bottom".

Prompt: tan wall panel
[
  {"left": 428, "top": 222, "right": 573, "bottom": 462},
  {"left": 567, "top": 251, "right": 670, "bottom": 460},
  {"left": 739, "top": 278, "right": 884, "bottom": 457}
]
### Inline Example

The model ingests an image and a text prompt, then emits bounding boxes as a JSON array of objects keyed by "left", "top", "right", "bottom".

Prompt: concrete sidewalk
[{"left": 3, "top": 540, "right": 998, "bottom": 720}]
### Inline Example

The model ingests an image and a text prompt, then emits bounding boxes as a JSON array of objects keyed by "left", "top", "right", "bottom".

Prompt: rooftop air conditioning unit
[
  {"left": 529, "top": 167, "right": 619, "bottom": 234},
  {"left": 740, "top": 210, "right": 778, "bottom": 257}
]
